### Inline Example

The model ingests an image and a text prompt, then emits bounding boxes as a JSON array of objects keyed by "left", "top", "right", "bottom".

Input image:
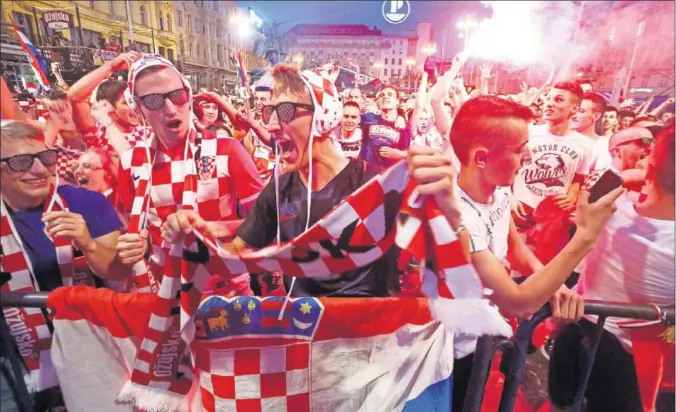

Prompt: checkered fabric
[
  {"left": 125, "top": 160, "right": 502, "bottom": 412},
  {"left": 582, "top": 168, "right": 607, "bottom": 192},
  {"left": 119, "top": 130, "right": 254, "bottom": 410},
  {"left": 196, "top": 344, "right": 311, "bottom": 412},
  {"left": 54, "top": 144, "right": 82, "bottom": 185},
  {"left": 299, "top": 68, "right": 343, "bottom": 138},
  {"left": 0, "top": 187, "right": 94, "bottom": 393},
  {"left": 82, "top": 125, "right": 151, "bottom": 155}
]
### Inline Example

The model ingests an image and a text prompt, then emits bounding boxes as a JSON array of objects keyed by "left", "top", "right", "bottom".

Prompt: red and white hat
[{"left": 299, "top": 64, "right": 343, "bottom": 137}]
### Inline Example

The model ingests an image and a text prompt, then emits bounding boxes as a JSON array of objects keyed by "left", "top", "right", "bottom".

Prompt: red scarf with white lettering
[{"left": 0, "top": 186, "right": 95, "bottom": 392}]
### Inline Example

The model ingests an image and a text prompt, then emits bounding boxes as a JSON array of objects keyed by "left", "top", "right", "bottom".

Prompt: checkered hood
[{"left": 299, "top": 67, "right": 343, "bottom": 137}]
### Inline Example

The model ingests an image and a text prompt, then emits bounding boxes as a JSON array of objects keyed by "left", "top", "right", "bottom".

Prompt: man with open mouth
[
  {"left": 114, "top": 55, "right": 264, "bottom": 296},
  {"left": 161, "top": 63, "right": 401, "bottom": 298}
]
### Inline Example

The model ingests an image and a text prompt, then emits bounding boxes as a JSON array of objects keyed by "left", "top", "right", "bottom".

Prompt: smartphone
[{"left": 588, "top": 168, "right": 624, "bottom": 203}]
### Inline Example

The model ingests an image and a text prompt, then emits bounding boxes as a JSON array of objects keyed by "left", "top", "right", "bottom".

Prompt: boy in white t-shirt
[
  {"left": 449, "top": 96, "right": 596, "bottom": 411},
  {"left": 512, "top": 82, "right": 595, "bottom": 227}
]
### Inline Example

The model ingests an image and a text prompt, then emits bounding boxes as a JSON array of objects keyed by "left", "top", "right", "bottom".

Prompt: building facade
[
  {"left": 282, "top": 24, "right": 384, "bottom": 78},
  {"left": 1, "top": 0, "right": 178, "bottom": 86},
  {"left": 174, "top": 0, "right": 266, "bottom": 92}
]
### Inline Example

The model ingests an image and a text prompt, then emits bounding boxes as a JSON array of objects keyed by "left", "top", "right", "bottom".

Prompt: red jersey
[{"left": 117, "top": 130, "right": 264, "bottom": 259}]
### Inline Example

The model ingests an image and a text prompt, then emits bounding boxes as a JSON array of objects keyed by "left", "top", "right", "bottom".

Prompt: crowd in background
[{"left": 0, "top": 47, "right": 674, "bottom": 412}]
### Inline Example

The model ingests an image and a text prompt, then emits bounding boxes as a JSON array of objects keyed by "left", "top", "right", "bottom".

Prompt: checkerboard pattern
[
  {"left": 196, "top": 344, "right": 311, "bottom": 412},
  {"left": 55, "top": 144, "right": 82, "bottom": 185}
]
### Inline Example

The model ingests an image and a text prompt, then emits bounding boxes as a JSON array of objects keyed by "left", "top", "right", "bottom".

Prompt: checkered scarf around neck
[
  {"left": 118, "top": 55, "right": 209, "bottom": 411},
  {"left": 0, "top": 181, "right": 95, "bottom": 393}
]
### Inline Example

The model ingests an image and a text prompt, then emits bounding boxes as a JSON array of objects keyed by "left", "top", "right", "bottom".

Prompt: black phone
[{"left": 588, "top": 168, "right": 624, "bottom": 203}]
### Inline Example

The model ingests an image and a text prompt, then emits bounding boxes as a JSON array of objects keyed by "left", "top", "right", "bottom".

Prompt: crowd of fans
[{"left": 0, "top": 49, "right": 674, "bottom": 411}]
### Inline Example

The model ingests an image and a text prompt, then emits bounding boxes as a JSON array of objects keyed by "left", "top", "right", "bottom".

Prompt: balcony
[{"left": 38, "top": 46, "right": 120, "bottom": 83}]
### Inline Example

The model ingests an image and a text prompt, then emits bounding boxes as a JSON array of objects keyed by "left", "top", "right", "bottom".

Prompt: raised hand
[
  {"left": 480, "top": 63, "right": 493, "bottom": 79},
  {"left": 110, "top": 51, "right": 141, "bottom": 71}
]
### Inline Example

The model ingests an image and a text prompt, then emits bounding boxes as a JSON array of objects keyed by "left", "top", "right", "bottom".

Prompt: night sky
[{"left": 238, "top": 1, "right": 494, "bottom": 58}]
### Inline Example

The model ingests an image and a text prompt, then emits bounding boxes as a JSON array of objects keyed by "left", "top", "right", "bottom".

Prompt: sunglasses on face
[
  {"left": 137, "top": 88, "right": 190, "bottom": 111},
  {"left": 0, "top": 149, "right": 58, "bottom": 173},
  {"left": 262, "top": 102, "right": 314, "bottom": 124}
]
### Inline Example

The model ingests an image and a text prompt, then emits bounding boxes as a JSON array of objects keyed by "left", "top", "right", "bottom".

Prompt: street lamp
[
  {"left": 293, "top": 54, "right": 304, "bottom": 68},
  {"left": 457, "top": 15, "right": 478, "bottom": 84}
]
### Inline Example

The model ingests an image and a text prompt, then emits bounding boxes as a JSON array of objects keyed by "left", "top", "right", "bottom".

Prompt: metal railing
[
  {"left": 1, "top": 291, "right": 674, "bottom": 412},
  {"left": 463, "top": 301, "right": 675, "bottom": 412}
]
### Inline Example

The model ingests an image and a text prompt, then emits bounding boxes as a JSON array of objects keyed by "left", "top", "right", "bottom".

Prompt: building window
[
  {"left": 187, "top": 15, "right": 192, "bottom": 32},
  {"left": 384, "top": 58, "right": 388, "bottom": 64},
  {"left": 159, "top": 14, "right": 164, "bottom": 31},
  {"left": 202, "top": 24, "right": 206, "bottom": 35},
  {"left": 159, "top": 46, "right": 166, "bottom": 57},
  {"left": 398, "top": 58, "right": 402, "bottom": 65},
  {"left": 108, "top": 0, "right": 114, "bottom": 14},
  {"left": 168, "top": 48, "right": 174, "bottom": 62},
  {"left": 179, "top": 39, "right": 184, "bottom": 56},
  {"left": 384, "top": 69, "right": 388, "bottom": 76},
  {"left": 167, "top": 14, "right": 172, "bottom": 32},
  {"left": 89, "top": 0, "right": 96, "bottom": 8},
  {"left": 177, "top": 11, "right": 183, "bottom": 27},
  {"left": 140, "top": 5, "right": 147, "bottom": 25},
  {"left": 197, "top": 45, "right": 201, "bottom": 58}
]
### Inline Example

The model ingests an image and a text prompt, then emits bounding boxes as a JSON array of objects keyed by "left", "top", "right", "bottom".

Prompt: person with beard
[
  {"left": 160, "top": 63, "right": 401, "bottom": 298},
  {"left": 618, "top": 109, "right": 636, "bottom": 130},
  {"left": 571, "top": 92, "right": 610, "bottom": 171},
  {"left": 333, "top": 100, "right": 363, "bottom": 158},
  {"left": 512, "top": 82, "right": 595, "bottom": 230},
  {"left": 360, "top": 84, "right": 411, "bottom": 170},
  {"left": 601, "top": 105, "right": 619, "bottom": 137},
  {"left": 115, "top": 55, "right": 264, "bottom": 296}
]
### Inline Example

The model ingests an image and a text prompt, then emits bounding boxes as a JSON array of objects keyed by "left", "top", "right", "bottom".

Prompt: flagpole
[{"left": 125, "top": 0, "right": 134, "bottom": 45}]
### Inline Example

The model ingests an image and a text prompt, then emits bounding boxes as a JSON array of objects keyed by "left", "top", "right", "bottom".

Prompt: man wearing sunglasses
[
  {"left": 115, "top": 56, "right": 264, "bottom": 296},
  {"left": 0, "top": 121, "right": 128, "bottom": 411},
  {"left": 161, "top": 63, "right": 401, "bottom": 298},
  {"left": 604, "top": 127, "right": 654, "bottom": 198},
  {"left": 360, "top": 84, "right": 411, "bottom": 170}
]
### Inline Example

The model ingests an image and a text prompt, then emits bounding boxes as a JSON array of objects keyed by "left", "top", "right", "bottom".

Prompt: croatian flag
[
  {"left": 47, "top": 287, "right": 454, "bottom": 411},
  {"left": 12, "top": 23, "right": 51, "bottom": 91}
]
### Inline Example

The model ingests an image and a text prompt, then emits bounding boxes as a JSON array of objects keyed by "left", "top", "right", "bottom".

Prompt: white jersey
[
  {"left": 459, "top": 186, "right": 512, "bottom": 265},
  {"left": 576, "top": 195, "right": 675, "bottom": 351},
  {"left": 333, "top": 127, "right": 363, "bottom": 159},
  {"left": 513, "top": 124, "right": 595, "bottom": 209},
  {"left": 588, "top": 136, "right": 612, "bottom": 171}
]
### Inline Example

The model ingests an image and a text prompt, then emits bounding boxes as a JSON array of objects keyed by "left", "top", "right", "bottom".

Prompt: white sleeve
[{"left": 576, "top": 141, "right": 595, "bottom": 176}]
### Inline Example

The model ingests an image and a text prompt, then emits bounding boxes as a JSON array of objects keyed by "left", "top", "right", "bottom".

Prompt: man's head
[
  {"left": 542, "top": 81, "right": 583, "bottom": 123},
  {"left": 254, "top": 86, "right": 272, "bottom": 116},
  {"left": 341, "top": 101, "right": 361, "bottom": 132},
  {"left": 376, "top": 85, "right": 399, "bottom": 111},
  {"left": 0, "top": 122, "right": 56, "bottom": 209},
  {"left": 572, "top": 92, "right": 607, "bottom": 132},
  {"left": 576, "top": 79, "right": 593, "bottom": 94},
  {"left": 345, "top": 88, "right": 363, "bottom": 107},
  {"left": 608, "top": 126, "right": 653, "bottom": 171},
  {"left": 75, "top": 148, "right": 116, "bottom": 193},
  {"left": 602, "top": 106, "right": 619, "bottom": 132},
  {"left": 131, "top": 60, "right": 191, "bottom": 145},
  {"left": 659, "top": 111, "right": 674, "bottom": 125},
  {"left": 234, "top": 101, "right": 247, "bottom": 118},
  {"left": 618, "top": 109, "right": 636, "bottom": 130},
  {"left": 450, "top": 96, "right": 533, "bottom": 187},
  {"left": 417, "top": 108, "right": 433, "bottom": 135},
  {"left": 96, "top": 80, "right": 139, "bottom": 129},
  {"left": 194, "top": 98, "right": 220, "bottom": 126},
  {"left": 266, "top": 64, "right": 316, "bottom": 172},
  {"left": 648, "top": 120, "right": 674, "bottom": 196}
]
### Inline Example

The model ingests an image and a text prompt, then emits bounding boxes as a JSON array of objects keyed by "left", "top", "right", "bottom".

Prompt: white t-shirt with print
[
  {"left": 575, "top": 194, "right": 675, "bottom": 351},
  {"left": 333, "top": 127, "right": 363, "bottom": 159},
  {"left": 513, "top": 124, "right": 595, "bottom": 209},
  {"left": 459, "top": 186, "right": 512, "bottom": 265}
]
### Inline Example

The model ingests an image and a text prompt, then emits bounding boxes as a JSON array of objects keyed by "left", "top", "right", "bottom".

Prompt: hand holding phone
[{"left": 588, "top": 169, "right": 624, "bottom": 203}]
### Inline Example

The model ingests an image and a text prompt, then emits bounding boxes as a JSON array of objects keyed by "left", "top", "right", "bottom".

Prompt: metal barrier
[
  {"left": 463, "top": 301, "right": 675, "bottom": 412},
  {"left": 1, "top": 292, "right": 674, "bottom": 412}
]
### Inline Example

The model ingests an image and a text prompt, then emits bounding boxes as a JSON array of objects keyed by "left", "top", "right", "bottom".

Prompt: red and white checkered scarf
[
  {"left": 121, "top": 160, "right": 511, "bottom": 412},
  {"left": 0, "top": 187, "right": 95, "bottom": 393}
]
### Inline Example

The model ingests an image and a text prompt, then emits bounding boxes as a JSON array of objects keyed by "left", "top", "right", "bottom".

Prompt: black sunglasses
[
  {"left": 262, "top": 102, "right": 314, "bottom": 125},
  {"left": 0, "top": 149, "right": 58, "bottom": 172},
  {"left": 137, "top": 88, "right": 190, "bottom": 111}
]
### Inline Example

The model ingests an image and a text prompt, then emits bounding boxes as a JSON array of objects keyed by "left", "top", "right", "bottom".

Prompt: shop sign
[{"left": 43, "top": 11, "right": 73, "bottom": 29}]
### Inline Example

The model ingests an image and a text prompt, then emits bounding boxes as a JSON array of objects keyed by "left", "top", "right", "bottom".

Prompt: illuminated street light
[
  {"left": 577, "top": 72, "right": 584, "bottom": 77},
  {"left": 372, "top": 61, "right": 384, "bottom": 79},
  {"left": 293, "top": 55, "right": 304, "bottom": 67}
]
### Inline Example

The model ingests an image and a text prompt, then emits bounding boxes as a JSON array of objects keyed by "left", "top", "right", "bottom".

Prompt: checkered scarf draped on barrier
[
  {"left": 122, "top": 159, "right": 512, "bottom": 412},
  {"left": 0, "top": 186, "right": 95, "bottom": 393}
]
